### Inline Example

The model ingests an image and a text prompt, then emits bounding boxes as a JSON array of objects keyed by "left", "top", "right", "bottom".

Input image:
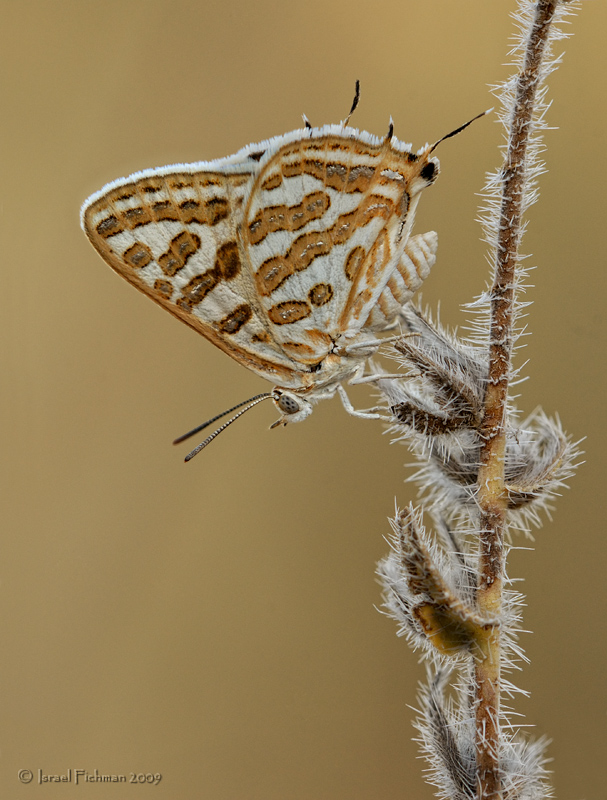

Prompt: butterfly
[{"left": 81, "top": 90, "right": 482, "bottom": 458}]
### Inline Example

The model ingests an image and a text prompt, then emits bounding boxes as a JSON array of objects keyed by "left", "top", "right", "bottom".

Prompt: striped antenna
[
  {"left": 428, "top": 108, "right": 492, "bottom": 154},
  {"left": 173, "top": 393, "right": 272, "bottom": 445},
  {"left": 174, "top": 394, "right": 274, "bottom": 461}
]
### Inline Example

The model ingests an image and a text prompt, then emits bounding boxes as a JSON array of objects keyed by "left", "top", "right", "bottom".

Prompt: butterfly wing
[
  {"left": 81, "top": 126, "right": 438, "bottom": 393},
  {"left": 242, "top": 126, "right": 438, "bottom": 365},
  {"left": 81, "top": 156, "right": 309, "bottom": 387}
]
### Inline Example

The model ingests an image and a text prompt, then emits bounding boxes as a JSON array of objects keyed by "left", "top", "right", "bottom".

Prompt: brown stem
[{"left": 474, "top": 2, "right": 560, "bottom": 796}]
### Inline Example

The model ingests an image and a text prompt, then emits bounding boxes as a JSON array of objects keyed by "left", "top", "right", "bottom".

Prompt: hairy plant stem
[{"left": 474, "top": 2, "right": 560, "bottom": 796}]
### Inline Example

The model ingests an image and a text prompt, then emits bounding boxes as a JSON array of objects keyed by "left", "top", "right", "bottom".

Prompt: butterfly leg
[
  {"left": 347, "top": 361, "right": 404, "bottom": 386},
  {"left": 336, "top": 384, "right": 392, "bottom": 421},
  {"left": 349, "top": 372, "right": 404, "bottom": 384},
  {"left": 342, "top": 334, "right": 401, "bottom": 354}
]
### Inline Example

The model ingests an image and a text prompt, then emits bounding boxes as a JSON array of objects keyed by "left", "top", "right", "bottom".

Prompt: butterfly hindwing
[{"left": 242, "top": 129, "right": 432, "bottom": 363}]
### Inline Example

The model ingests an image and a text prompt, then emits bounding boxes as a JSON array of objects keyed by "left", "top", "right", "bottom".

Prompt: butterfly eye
[{"left": 276, "top": 393, "right": 301, "bottom": 415}]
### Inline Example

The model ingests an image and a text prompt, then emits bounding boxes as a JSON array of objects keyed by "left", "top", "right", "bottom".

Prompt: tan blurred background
[{"left": 2, "top": 1, "right": 605, "bottom": 797}]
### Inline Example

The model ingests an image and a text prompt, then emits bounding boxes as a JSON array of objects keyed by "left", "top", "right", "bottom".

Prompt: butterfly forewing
[{"left": 82, "top": 162, "right": 306, "bottom": 386}]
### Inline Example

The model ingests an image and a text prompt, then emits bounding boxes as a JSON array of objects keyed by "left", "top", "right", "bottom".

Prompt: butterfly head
[{"left": 269, "top": 390, "right": 313, "bottom": 428}]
